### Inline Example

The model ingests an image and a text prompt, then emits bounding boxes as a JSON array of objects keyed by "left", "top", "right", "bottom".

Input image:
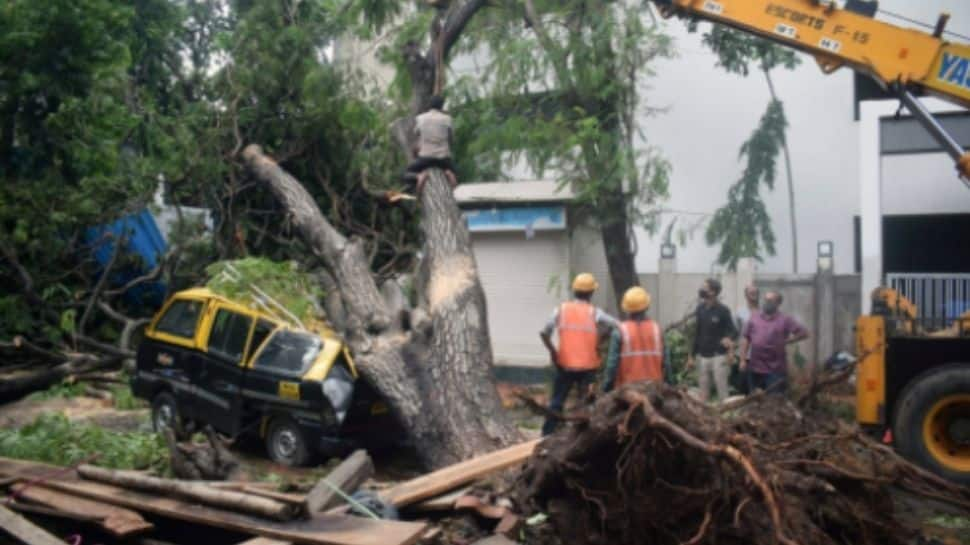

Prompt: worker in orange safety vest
[
  {"left": 540, "top": 273, "right": 618, "bottom": 435},
  {"left": 602, "top": 286, "right": 669, "bottom": 392}
]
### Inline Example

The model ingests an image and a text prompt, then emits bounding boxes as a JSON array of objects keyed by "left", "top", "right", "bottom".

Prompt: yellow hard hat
[
  {"left": 571, "top": 273, "right": 599, "bottom": 293},
  {"left": 621, "top": 286, "right": 651, "bottom": 313}
]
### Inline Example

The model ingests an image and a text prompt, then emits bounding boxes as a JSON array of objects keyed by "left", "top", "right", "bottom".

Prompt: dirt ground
[{"left": 0, "top": 395, "right": 149, "bottom": 432}]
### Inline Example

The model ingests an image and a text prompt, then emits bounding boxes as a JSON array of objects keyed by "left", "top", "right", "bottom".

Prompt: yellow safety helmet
[
  {"left": 621, "top": 286, "right": 651, "bottom": 313},
  {"left": 571, "top": 273, "right": 599, "bottom": 293}
]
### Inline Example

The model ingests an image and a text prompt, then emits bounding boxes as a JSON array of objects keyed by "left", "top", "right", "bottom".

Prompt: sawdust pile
[{"left": 516, "top": 382, "right": 970, "bottom": 545}]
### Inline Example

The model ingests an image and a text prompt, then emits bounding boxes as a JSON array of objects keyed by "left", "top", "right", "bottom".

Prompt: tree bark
[
  {"left": 242, "top": 146, "right": 519, "bottom": 469},
  {"left": 600, "top": 201, "right": 640, "bottom": 306}
]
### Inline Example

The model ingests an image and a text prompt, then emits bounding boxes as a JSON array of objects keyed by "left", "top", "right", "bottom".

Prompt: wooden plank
[
  {"left": 12, "top": 483, "right": 153, "bottom": 537},
  {"left": 33, "top": 479, "right": 424, "bottom": 545},
  {"left": 236, "top": 486, "right": 307, "bottom": 506},
  {"left": 0, "top": 503, "right": 65, "bottom": 545},
  {"left": 307, "top": 450, "right": 374, "bottom": 513},
  {"left": 234, "top": 539, "right": 292, "bottom": 545},
  {"left": 379, "top": 439, "right": 541, "bottom": 508},
  {"left": 78, "top": 465, "right": 299, "bottom": 521},
  {"left": 407, "top": 486, "right": 473, "bottom": 512},
  {"left": 0, "top": 458, "right": 425, "bottom": 545}
]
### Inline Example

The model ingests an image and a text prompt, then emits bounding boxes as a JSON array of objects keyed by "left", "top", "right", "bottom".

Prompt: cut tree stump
[
  {"left": 77, "top": 464, "right": 298, "bottom": 521},
  {"left": 307, "top": 450, "right": 374, "bottom": 513},
  {"left": 0, "top": 503, "right": 65, "bottom": 545}
]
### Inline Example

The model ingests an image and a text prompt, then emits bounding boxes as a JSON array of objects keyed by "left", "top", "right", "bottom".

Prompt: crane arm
[{"left": 650, "top": 0, "right": 970, "bottom": 179}]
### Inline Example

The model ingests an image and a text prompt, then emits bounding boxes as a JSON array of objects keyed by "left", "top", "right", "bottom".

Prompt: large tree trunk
[
  {"left": 242, "top": 146, "right": 519, "bottom": 469},
  {"left": 600, "top": 198, "right": 640, "bottom": 307}
]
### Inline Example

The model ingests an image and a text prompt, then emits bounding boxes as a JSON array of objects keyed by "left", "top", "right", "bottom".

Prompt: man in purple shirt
[{"left": 739, "top": 291, "right": 810, "bottom": 394}]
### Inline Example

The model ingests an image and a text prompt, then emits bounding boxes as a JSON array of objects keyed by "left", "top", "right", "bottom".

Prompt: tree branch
[
  {"left": 438, "top": 0, "right": 489, "bottom": 61},
  {"left": 97, "top": 301, "right": 151, "bottom": 353},
  {"left": 78, "top": 234, "right": 125, "bottom": 337},
  {"left": 242, "top": 144, "right": 391, "bottom": 333}
]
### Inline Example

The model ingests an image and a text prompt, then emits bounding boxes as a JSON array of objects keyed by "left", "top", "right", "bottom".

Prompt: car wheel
[
  {"left": 893, "top": 363, "right": 970, "bottom": 486},
  {"left": 151, "top": 392, "right": 190, "bottom": 440},
  {"left": 266, "top": 417, "right": 312, "bottom": 467}
]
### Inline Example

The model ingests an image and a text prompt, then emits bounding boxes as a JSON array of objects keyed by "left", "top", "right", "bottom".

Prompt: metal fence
[{"left": 886, "top": 273, "right": 970, "bottom": 329}]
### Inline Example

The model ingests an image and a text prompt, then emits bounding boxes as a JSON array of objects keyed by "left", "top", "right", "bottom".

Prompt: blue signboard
[{"left": 464, "top": 206, "right": 566, "bottom": 233}]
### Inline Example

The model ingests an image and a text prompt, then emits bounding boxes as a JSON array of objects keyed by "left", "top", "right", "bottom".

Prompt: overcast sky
[{"left": 633, "top": 1, "right": 970, "bottom": 275}]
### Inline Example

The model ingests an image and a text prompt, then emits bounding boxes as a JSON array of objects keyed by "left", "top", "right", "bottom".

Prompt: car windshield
[{"left": 252, "top": 330, "right": 323, "bottom": 374}]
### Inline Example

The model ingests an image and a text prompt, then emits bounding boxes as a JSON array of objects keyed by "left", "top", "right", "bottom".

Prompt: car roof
[{"left": 170, "top": 287, "right": 341, "bottom": 341}]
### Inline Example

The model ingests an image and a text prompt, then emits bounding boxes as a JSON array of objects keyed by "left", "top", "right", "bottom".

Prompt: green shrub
[{"left": 0, "top": 413, "right": 168, "bottom": 472}]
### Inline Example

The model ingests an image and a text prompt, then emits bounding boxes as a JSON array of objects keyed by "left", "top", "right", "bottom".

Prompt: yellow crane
[{"left": 649, "top": 0, "right": 970, "bottom": 484}]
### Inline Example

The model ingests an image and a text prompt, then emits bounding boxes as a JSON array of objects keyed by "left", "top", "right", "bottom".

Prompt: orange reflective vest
[
  {"left": 616, "top": 319, "right": 663, "bottom": 387},
  {"left": 557, "top": 301, "right": 600, "bottom": 370}
]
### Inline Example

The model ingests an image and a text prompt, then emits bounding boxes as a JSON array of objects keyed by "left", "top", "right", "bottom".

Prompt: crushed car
[{"left": 131, "top": 287, "right": 395, "bottom": 466}]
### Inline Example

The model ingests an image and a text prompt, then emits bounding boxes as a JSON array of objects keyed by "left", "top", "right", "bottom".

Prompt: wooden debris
[
  {"left": 0, "top": 503, "right": 65, "bottom": 545},
  {"left": 7, "top": 501, "right": 101, "bottom": 523},
  {"left": 12, "top": 483, "right": 153, "bottom": 537},
  {"left": 469, "top": 536, "right": 519, "bottom": 545},
  {"left": 418, "top": 527, "right": 441, "bottom": 541},
  {"left": 307, "top": 450, "right": 374, "bottom": 513},
  {"left": 380, "top": 439, "right": 541, "bottom": 508},
  {"left": 235, "top": 485, "right": 308, "bottom": 507},
  {"left": 408, "top": 486, "right": 473, "bottom": 512},
  {"left": 77, "top": 464, "right": 299, "bottom": 521},
  {"left": 494, "top": 513, "right": 521, "bottom": 538}
]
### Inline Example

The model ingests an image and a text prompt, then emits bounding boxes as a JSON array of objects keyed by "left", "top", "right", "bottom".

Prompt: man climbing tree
[{"left": 404, "top": 95, "right": 458, "bottom": 194}]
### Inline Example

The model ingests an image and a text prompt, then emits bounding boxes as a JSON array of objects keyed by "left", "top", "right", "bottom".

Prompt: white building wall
[{"left": 882, "top": 152, "right": 970, "bottom": 215}]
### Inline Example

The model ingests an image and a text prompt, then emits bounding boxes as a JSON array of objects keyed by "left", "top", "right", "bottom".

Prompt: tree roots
[{"left": 516, "top": 382, "right": 970, "bottom": 545}]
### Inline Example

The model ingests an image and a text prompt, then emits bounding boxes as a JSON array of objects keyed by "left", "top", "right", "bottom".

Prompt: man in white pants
[{"left": 687, "top": 278, "right": 737, "bottom": 402}]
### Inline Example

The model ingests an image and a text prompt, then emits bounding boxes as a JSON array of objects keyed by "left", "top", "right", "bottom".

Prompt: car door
[
  {"left": 200, "top": 306, "right": 254, "bottom": 435},
  {"left": 137, "top": 297, "right": 207, "bottom": 420}
]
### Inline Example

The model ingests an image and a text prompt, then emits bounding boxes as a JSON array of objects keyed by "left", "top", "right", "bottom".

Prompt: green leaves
[
  {"left": 206, "top": 258, "right": 325, "bottom": 324},
  {"left": 704, "top": 99, "right": 787, "bottom": 270},
  {"left": 699, "top": 25, "right": 800, "bottom": 76},
  {"left": 0, "top": 413, "right": 168, "bottom": 472}
]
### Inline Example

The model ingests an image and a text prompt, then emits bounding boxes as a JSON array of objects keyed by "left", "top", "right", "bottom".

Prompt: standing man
[
  {"left": 739, "top": 291, "right": 810, "bottom": 394},
  {"left": 733, "top": 284, "right": 760, "bottom": 395},
  {"left": 687, "top": 278, "right": 737, "bottom": 403},
  {"left": 540, "top": 273, "right": 618, "bottom": 435},
  {"left": 404, "top": 95, "right": 457, "bottom": 192},
  {"left": 602, "top": 287, "right": 668, "bottom": 392}
]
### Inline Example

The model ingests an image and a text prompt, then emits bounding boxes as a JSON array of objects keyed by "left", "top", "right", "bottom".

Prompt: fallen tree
[
  {"left": 242, "top": 146, "right": 520, "bottom": 469},
  {"left": 517, "top": 381, "right": 970, "bottom": 545}
]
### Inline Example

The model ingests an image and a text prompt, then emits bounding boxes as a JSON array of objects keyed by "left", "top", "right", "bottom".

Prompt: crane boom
[{"left": 651, "top": 0, "right": 970, "bottom": 179}]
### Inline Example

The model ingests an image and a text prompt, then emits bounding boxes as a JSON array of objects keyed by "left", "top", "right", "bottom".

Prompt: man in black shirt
[{"left": 687, "top": 278, "right": 737, "bottom": 402}]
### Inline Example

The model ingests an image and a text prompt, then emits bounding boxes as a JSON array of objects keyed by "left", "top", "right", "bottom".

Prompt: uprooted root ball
[{"left": 516, "top": 382, "right": 970, "bottom": 545}]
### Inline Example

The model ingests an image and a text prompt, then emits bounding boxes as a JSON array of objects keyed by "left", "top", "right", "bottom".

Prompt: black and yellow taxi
[{"left": 131, "top": 288, "right": 390, "bottom": 466}]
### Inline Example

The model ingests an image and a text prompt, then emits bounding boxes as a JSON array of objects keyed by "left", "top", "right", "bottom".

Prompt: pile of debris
[
  {"left": 516, "top": 382, "right": 970, "bottom": 545},
  {"left": 0, "top": 437, "right": 539, "bottom": 545},
  {"left": 2, "top": 380, "right": 969, "bottom": 545}
]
